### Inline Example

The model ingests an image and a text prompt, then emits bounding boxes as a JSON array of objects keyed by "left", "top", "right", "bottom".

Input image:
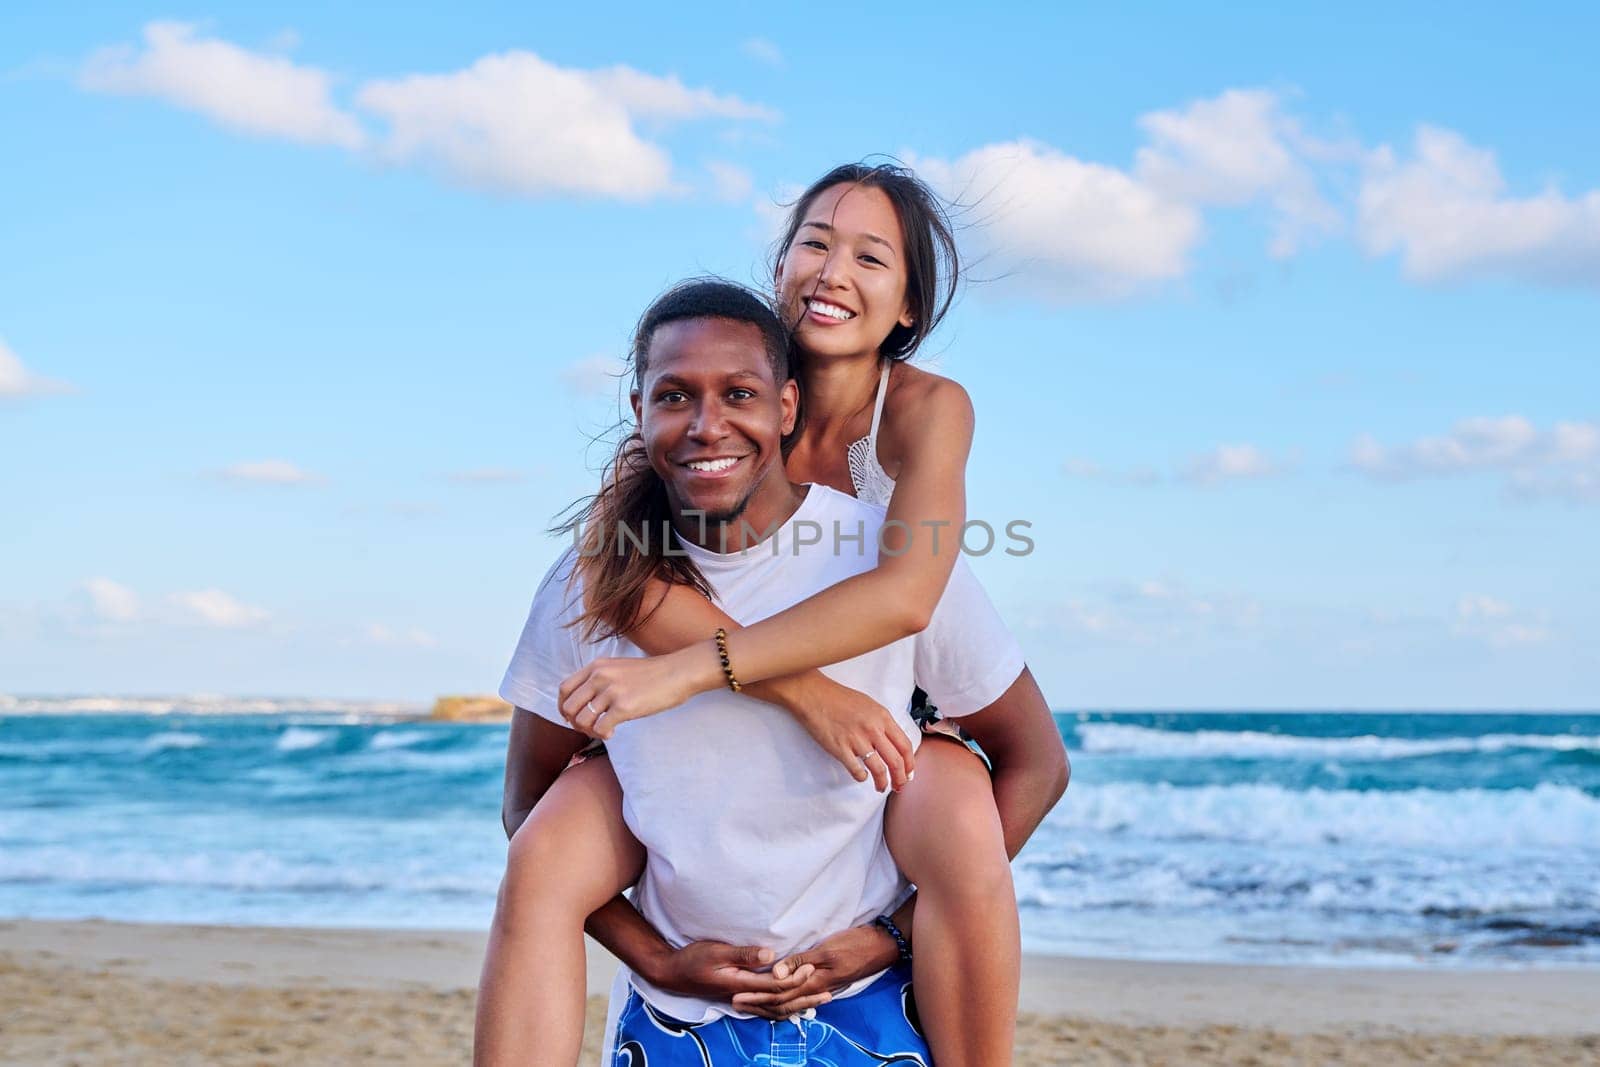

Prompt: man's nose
[{"left": 688, "top": 399, "right": 729, "bottom": 441}]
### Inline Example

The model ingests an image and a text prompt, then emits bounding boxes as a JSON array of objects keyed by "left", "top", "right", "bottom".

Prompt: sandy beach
[{"left": 2, "top": 920, "right": 1597, "bottom": 1065}]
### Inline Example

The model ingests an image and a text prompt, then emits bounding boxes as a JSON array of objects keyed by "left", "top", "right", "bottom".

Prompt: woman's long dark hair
[
  {"left": 772, "top": 161, "right": 961, "bottom": 362},
  {"left": 557, "top": 279, "right": 795, "bottom": 640}
]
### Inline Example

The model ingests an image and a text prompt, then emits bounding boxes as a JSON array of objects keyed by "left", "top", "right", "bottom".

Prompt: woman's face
[{"left": 776, "top": 183, "right": 914, "bottom": 362}]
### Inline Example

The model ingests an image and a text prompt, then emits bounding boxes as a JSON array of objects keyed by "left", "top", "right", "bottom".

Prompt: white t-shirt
[{"left": 499, "top": 484, "right": 1024, "bottom": 1023}]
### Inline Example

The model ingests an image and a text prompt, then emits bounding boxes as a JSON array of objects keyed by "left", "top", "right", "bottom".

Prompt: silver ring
[
  {"left": 586, "top": 702, "right": 599, "bottom": 718},
  {"left": 858, "top": 749, "right": 879, "bottom": 763}
]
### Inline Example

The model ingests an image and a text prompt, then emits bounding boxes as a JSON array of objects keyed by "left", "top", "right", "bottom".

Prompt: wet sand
[{"left": 3, "top": 920, "right": 1597, "bottom": 1065}]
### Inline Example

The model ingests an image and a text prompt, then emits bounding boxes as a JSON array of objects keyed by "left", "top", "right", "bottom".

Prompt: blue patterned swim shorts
[{"left": 610, "top": 964, "right": 930, "bottom": 1066}]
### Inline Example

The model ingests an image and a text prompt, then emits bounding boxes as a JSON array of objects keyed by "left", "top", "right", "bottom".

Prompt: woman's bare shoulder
[
  {"left": 883, "top": 362, "right": 974, "bottom": 428},
  {"left": 879, "top": 362, "right": 975, "bottom": 470}
]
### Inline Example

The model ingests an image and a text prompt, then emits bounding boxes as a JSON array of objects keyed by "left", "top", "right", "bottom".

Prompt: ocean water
[{"left": 2, "top": 701, "right": 1597, "bottom": 968}]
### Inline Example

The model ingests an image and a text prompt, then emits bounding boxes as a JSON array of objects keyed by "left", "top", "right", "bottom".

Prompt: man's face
[{"left": 632, "top": 317, "right": 798, "bottom": 530}]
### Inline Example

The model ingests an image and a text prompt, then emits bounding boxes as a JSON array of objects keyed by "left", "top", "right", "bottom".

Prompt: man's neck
[{"left": 670, "top": 480, "right": 808, "bottom": 553}]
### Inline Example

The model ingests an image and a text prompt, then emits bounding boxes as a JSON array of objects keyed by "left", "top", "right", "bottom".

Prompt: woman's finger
[
  {"left": 859, "top": 742, "right": 890, "bottom": 792},
  {"left": 829, "top": 739, "right": 871, "bottom": 784},
  {"left": 872, "top": 731, "right": 909, "bottom": 790},
  {"left": 557, "top": 665, "right": 594, "bottom": 718},
  {"left": 889, "top": 722, "right": 916, "bottom": 778},
  {"left": 569, "top": 691, "right": 609, "bottom": 736}
]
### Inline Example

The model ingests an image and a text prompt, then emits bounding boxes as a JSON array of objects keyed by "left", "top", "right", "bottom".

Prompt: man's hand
[
  {"left": 729, "top": 925, "right": 898, "bottom": 1020},
  {"left": 646, "top": 940, "right": 817, "bottom": 1002},
  {"left": 783, "top": 674, "right": 915, "bottom": 792}
]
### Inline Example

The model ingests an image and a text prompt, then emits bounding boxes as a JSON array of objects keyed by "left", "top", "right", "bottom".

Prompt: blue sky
[{"left": 2, "top": 5, "right": 1596, "bottom": 708}]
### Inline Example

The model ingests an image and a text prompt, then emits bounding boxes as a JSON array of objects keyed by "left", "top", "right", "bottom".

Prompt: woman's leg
[
  {"left": 474, "top": 756, "right": 643, "bottom": 1067},
  {"left": 883, "top": 738, "right": 1019, "bottom": 1067}
]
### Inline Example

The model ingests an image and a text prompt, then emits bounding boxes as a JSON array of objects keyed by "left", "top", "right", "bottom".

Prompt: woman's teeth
[
  {"left": 687, "top": 457, "right": 739, "bottom": 472},
  {"left": 808, "top": 300, "right": 855, "bottom": 321}
]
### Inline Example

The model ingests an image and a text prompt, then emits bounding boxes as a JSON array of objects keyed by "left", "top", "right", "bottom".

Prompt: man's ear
[{"left": 779, "top": 378, "right": 799, "bottom": 436}]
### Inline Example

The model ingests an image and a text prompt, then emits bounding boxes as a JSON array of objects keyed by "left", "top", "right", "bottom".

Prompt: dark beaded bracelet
[
  {"left": 713, "top": 627, "right": 741, "bottom": 692},
  {"left": 872, "top": 914, "right": 912, "bottom": 964}
]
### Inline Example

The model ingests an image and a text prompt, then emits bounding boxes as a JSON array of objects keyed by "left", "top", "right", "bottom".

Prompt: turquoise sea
[{"left": 2, "top": 699, "right": 1597, "bottom": 968}]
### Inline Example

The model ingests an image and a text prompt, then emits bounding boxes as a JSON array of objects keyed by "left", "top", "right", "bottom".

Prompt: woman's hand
[
  {"left": 558, "top": 644, "right": 717, "bottom": 738},
  {"left": 728, "top": 925, "right": 899, "bottom": 1019},
  {"left": 782, "top": 674, "right": 915, "bottom": 792},
  {"left": 644, "top": 940, "right": 817, "bottom": 1003}
]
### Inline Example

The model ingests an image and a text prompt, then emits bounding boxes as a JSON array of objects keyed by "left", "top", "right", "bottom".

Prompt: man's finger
[{"left": 735, "top": 990, "right": 834, "bottom": 1020}]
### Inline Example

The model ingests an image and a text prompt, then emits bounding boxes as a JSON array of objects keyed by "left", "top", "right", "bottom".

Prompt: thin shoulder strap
[{"left": 867, "top": 360, "right": 891, "bottom": 443}]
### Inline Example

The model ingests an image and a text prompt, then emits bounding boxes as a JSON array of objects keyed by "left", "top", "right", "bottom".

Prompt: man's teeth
[
  {"left": 808, "top": 300, "right": 854, "bottom": 321},
  {"left": 687, "top": 457, "right": 739, "bottom": 472}
]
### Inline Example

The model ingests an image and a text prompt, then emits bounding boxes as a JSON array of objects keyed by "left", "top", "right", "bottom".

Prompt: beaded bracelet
[
  {"left": 872, "top": 914, "right": 912, "bottom": 964},
  {"left": 713, "top": 628, "right": 742, "bottom": 692}
]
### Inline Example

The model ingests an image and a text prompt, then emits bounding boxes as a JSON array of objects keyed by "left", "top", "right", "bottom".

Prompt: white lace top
[{"left": 847, "top": 361, "right": 896, "bottom": 506}]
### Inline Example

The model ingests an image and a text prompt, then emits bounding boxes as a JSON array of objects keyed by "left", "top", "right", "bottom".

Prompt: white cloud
[
  {"left": 919, "top": 140, "right": 1201, "bottom": 301},
  {"left": 1351, "top": 417, "right": 1599, "bottom": 501},
  {"left": 707, "top": 160, "right": 754, "bottom": 203},
  {"left": 80, "top": 578, "right": 140, "bottom": 623},
  {"left": 0, "top": 337, "right": 74, "bottom": 398},
  {"left": 1180, "top": 443, "right": 1294, "bottom": 485},
  {"left": 1061, "top": 457, "right": 1163, "bottom": 487},
  {"left": 446, "top": 467, "right": 525, "bottom": 485},
  {"left": 1358, "top": 126, "right": 1600, "bottom": 286},
  {"left": 1134, "top": 88, "right": 1341, "bottom": 257},
  {"left": 1063, "top": 444, "right": 1291, "bottom": 487},
  {"left": 169, "top": 588, "right": 269, "bottom": 628},
  {"left": 355, "top": 50, "right": 773, "bottom": 200},
  {"left": 562, "top": 353, "right": 624, "bottom": 397},
  {"left": 1453, "top": 595, "right": 1550, "bottom": 648},
  {"left": 217, "top": 459, "right": 322, "bottom": 485},
  {"left": 740, "top": 37, "right": 784, "bottom": 68},
  {"left": 366, "top": 622, "right": 437, "bottom": 648},
  {"left": 1048, "top": 576, "right": 1263, "bottom": 645},
  {"left": 80, "top": 21, "right": 364, "bottom": 148}
]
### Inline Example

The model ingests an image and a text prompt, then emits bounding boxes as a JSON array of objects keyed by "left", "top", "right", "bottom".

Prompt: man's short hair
[{"left": 630, "top": 278, "right": 793, "bottom": 386}]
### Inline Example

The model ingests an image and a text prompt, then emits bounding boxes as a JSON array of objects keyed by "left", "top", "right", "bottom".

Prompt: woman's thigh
[{"left": 507, "top": 755, "right": 644, "bottom": 903}]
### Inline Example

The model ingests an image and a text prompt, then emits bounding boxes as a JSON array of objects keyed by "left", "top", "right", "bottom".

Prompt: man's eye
[
  {"left": 728, "top": 388, "right": 756, "bottom": 401},
  {"left": 657, "top": 391, "right": 687, "bottom": 403}
]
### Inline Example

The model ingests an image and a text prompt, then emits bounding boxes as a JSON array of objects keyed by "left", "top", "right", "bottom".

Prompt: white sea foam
[
  {"left": 138, "top": 731, "right": 207, "bottom": 754},
  {"left": 276, "top": 727, "right": 331, "bottom": 752},
  {"left": 368, "top": 729, "right": 433, "bottom": 750},
  {"left": 1049, "top": 781, "right": 1600, "bottom": 849},
  {"left": 0, "top": 693, "right": 424, "bottom": 717},
  {"left": 1074, "top": 723, "right": 1600, "bottom": 760}
]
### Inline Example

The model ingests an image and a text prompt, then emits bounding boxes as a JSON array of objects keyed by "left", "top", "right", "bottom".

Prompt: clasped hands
[
  {"left": 557, "top": 652, "right": 917, "bottom": 793},
  {"left": 646, "top": 924, "right": 899, "bottom": 1021}
]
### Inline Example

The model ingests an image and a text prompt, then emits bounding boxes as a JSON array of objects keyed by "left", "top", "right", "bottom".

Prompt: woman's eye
[
  {"left": 800, "top": 239, "right": 827, "bottom": 251},
  {"left": 860, "top": 254, "right": 885, "bottom": 267}
]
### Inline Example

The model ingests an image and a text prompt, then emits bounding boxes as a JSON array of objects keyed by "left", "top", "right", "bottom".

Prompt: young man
[{"left": 493, "top": 280, "right": 1066, "bottom": 1064}]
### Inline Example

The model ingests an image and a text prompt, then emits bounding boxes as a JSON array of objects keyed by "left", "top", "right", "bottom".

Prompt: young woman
[{"left": 476, "top": 164, "right": 1068, "bottom": 1066}]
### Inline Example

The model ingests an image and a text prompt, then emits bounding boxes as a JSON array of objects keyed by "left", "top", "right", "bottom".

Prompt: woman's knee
[
  {"left": 886, "top": 740, "right": 1009, "bottom": 887},
  {"left": 500, "top": 761, "right": 639, "bottom": 914}
]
